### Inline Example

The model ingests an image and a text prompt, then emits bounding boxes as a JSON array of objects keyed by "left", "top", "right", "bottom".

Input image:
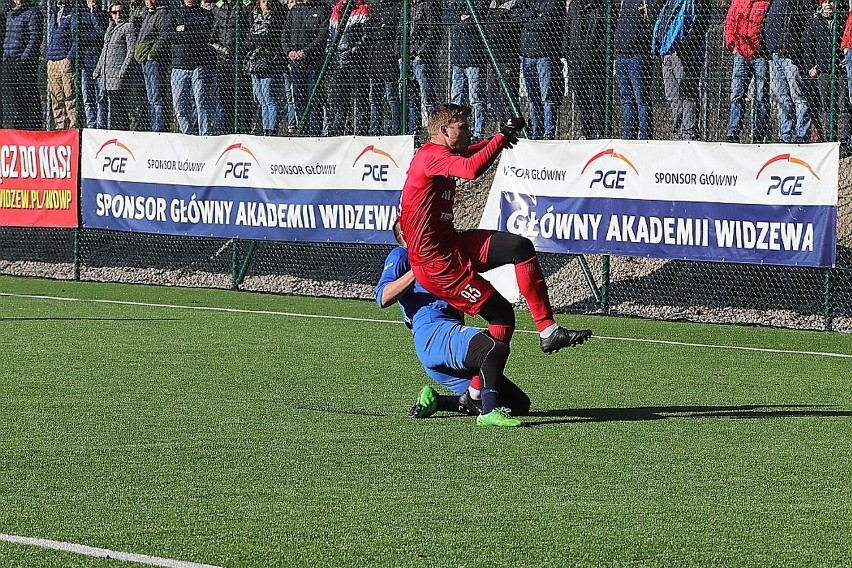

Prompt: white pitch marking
[
  {"left": 0, "top": 533, "right": 223, "bottom": 568},
  {"left": 2, "top": 292, "right": 850, "bottom": 359}
]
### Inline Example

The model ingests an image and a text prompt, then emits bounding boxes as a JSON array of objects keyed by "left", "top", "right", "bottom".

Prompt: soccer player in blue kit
[{"left": 376, "top": 222, "right": 530, "bottom": 426}]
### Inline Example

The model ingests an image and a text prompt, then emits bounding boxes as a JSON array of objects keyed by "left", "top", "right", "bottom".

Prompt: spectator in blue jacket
[
  {"left": 444, "top": 0, "right": 488, "bottom": 140},
  {"left": 46, "top": 0, "right": 77, "bottom": 129},
  {"left": 80, "top": 0, "right": 109, "bottom": 128},
  {"left": 3, "top": 0, "right": 43, "bottom": 129},
  {"left": 515, "top": 0, "right": 564, "bottom": 139}
]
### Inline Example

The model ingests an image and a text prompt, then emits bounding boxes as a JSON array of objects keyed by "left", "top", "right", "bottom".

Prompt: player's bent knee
[
  {"left": 479, "top": 294, "right": 515, "bottom": 326},
  {"left": 488, "top": 232, "right": 537, "bottom": 264},
  {"left": 464, "top": 332, "right": 509, "bottom": 370}
]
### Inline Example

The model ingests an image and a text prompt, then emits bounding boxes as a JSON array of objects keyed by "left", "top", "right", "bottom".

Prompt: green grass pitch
[{"left": 1, "top": 275, "right": 851, "bottom": 567}]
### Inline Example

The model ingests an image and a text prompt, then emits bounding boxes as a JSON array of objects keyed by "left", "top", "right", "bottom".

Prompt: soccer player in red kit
[{"left": 397, "top": 103, "right": 592, "bottom": 426}]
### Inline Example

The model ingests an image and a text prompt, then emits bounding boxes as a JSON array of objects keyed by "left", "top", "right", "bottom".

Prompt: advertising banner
[
  {"left": 0, "top": 129, "right": 79, "bottom": 228},
  {"left": 81, "top": 130, "right": 413, "bottom": 244},
  {"left": 480, "top": 139, "right": 838, "bottom": 268}
]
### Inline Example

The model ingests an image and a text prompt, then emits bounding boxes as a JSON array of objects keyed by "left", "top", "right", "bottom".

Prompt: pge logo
[
  {"left": 95, "top": 138, "right": 136, "bottom": 174},
  {"left": 352, "top": 145, "right": 400, "bottom": 182},
  {"left": 756, "top": 154, "right": 820, "bottom": 196},
  {"left": 581, "top": 148, "right": 639, "bottom": 190},
  {"left": 216, "top": 143, "right": 259, "bottom": 179}
]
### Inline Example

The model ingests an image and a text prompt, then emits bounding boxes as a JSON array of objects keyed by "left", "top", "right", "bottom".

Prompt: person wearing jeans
[
  {"left": 366, "top": 0, "right": 402, "bottom": 136},
  {"left": 520, "top": 56, "right": 562, "bottom": 139},
  {"left": 136, "top": 0, "right": 170, "bottom": 131},
  {"left": 246, "top": 0, "right": 283, "bottom": 135},
  {"left": 516, "top": 0, "right": 563, "bottom": 139},
  {"left": 80, "top": 0, "right": 108, "bottom": 128},
  {"left": 762, "top": 0, "right": 812, "bottom": 142},
  {"left": 613, "top": 0, "right": 653, "bottom": 140},
  {"left": 770, "top": 53, "right": 811, "bottom": 142},
  {"left": 406, "top": 0, "right": 440, "bottom": 133},
  {"left": 166, "top": 0, "right": 216, "bottom": 135},
  {"left": 444, "top": 0, "right": 487, "bottom": 139},
  {"left": 726, "top": 53, "right": 769, "bottom": 142},
  {"left": 284, "top": 0, "right": 329, "bottom": 135}
]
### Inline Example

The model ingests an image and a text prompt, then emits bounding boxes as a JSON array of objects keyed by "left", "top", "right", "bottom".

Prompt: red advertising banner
[{"left": 0, "top": 129, "right": 79, "bottom": 228}]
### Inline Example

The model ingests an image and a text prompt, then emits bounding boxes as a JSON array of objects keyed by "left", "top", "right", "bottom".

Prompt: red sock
[
  {"left": 515, "top": 257, "right": 556, "bottom": 332},
  {"left": 469, "top": 375, "right": 483, "bottom": 392},
  {"left": 487, "top": 323, "right": 515, "bottom": 344}
]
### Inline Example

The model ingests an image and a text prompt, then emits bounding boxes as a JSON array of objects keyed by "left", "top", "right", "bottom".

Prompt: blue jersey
[{"left": 376, "top": 246, "right": 481, "bottom": 395}]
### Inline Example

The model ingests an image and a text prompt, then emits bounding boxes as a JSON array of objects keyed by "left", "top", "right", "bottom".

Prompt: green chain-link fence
[{"left": 1, "top": 0, "right": 850, "bottom": 330}]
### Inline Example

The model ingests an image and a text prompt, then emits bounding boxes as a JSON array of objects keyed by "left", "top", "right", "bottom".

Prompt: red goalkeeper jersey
[{"left": 398, "top": 135, "right": 505, "bottom": 265}]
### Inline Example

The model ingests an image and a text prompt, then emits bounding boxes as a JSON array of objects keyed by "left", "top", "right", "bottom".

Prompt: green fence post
[
  {"left": 297, "top": 0, "right": 355, "bottom": 136},
  {"left": 824, "top": 269, "right": 833, "bottom": 331},
  {"left": 465, "top": 0, "right": 525, "bottom": 126},
  {"left": 231, "top": 239, "right": 239, "bottom": 289},
  {"left": 400, "top": 0, "right": 410, "bottom": 135}
]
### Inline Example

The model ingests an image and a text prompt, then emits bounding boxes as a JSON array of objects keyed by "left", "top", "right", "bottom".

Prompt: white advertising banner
[
  {"left": 81, "top": 130, "right": 414, "bottom": 244},
  {"left": 481, "top": 139, "right": 838, "bottom": 267}
]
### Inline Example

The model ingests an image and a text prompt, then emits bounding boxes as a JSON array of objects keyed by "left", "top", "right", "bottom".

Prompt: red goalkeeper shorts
[{"left": 410, "top": 229, "right": 498, "bottom": 316}]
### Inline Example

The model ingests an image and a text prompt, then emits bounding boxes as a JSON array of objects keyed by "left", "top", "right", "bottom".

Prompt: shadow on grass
[{"left": 524, "top": 404, "right": 852, "bottom": 426}]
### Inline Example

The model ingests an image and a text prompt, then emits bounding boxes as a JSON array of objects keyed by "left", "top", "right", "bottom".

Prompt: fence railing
[{"left": 0, "top": 0, "right": 850, "bottom": 331}]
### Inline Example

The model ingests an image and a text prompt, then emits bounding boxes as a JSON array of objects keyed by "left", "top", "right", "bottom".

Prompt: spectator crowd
[{"left": 2, "top": 0, "right": 852, "bottom": 146}]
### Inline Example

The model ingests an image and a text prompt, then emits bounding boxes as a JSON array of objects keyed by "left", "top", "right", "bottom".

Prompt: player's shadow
[{"left": 525, "top": 404, "right": 852, "bottom": 426}]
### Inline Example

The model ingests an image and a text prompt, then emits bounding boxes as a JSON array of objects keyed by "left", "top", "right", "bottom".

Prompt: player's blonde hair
[{"left": 427, "top": 103, "right": 471, "bottom": 138}]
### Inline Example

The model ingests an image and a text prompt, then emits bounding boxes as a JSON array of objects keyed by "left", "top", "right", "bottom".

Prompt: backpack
[{"left": 651, "top": 0, "right": 695, "bottom": 57}]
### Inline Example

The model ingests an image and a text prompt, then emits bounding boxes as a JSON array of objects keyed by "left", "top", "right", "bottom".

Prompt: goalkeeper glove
[{"left": 500, "top": 116, "right": 525, "bottom": 148}]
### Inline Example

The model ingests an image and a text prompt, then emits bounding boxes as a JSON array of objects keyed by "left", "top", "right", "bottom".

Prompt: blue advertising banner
[
  {"left": 481, "top": 139, "right": 839, "bottom": 268},
  {"left": 80, "top": 130, "right": 413, "bottom": 244}
]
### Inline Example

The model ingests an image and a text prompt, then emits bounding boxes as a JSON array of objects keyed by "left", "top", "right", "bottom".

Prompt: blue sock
[{"left": 481, "top": 388, "right": 499, "bottom": 415}]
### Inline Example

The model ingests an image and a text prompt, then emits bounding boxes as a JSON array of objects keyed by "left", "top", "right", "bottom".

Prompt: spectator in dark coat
[
  {"left": 515, "top": 0, "right": 564, "bottom": 139},
  {"left": 210, "top": 0, "right": 250, "bottom": 133},
  {"left": 166, "top": 0, "right": 217, "bottom": 135},
  {"left": 406, "top": 0, "right": 440, "bottom": 132},
  {"left": 803, "top": 0, "right": 849, "bottom": 143},
  {"left": 80, "top": 0, "right": 109, "bottom": 128},
  {"left": 245, "top": 0, "right": 284, "bottom": 135},
  {"left": 485, "top": 0, "right": 522, "bottom": 124},
  {"left": 136, "top": 0, "right": 171, "bottom": 131},
  {"left": 95, "top": 0, "right": 140, "bottom": 130},
  {"left": 284, "top": 0, "right": 329, "bottom": 135},
  {"left": 2, "top": 0, "right": 43, "bottom": 129},
  {"left": 325, "top": 0, "right": 371, "bottom": 135},
  {"left": 563, "top": 0, "right": 606, "bottom": 139},
  {"left": 613, "top": 0, "right": 655, "bottom": 139},
  {"left": 365, "top": 0, "right": 401, "bottom": 135},
  {"left": 764, "top": 0, "right": 813, "bottom": 142},
  {"left": 46, "top": 0, "right": 77, "bottom": 129},
  {"left": 444, "top": 0, "right": 488, "bottom": 139}
]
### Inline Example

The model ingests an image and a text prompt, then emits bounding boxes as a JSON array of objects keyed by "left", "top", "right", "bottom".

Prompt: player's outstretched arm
[{"left": 377, "top": 270, "right": 416, "bottom": 308}]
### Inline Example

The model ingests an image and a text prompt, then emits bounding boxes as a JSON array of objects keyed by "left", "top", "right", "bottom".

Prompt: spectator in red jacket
[{"left": 723, "top": 0, "right": 769, "bottom": 143}]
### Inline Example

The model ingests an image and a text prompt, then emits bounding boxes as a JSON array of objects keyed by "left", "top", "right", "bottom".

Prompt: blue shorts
[{"left": 412, "top": 318, "right": 481, "bottom": 395}]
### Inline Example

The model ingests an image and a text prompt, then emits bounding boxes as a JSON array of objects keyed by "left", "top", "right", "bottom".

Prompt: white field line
[
  {"left": 0, "top": 533, "right": 223, "bottom": 568},
  {"left": 2, "top": 292, "right": 850, "bottom": 360}
]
